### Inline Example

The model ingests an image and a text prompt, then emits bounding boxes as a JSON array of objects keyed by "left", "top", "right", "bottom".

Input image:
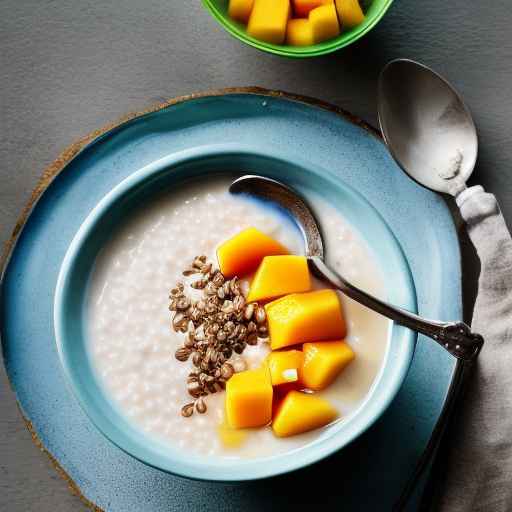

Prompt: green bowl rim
[{"left": 202, "top": 0, "right": 394, "bottom": 58}]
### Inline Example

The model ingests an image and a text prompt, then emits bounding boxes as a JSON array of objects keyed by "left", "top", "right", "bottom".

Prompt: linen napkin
[{"left": 435, "top": 185, "right": 512, "bottom": 511}]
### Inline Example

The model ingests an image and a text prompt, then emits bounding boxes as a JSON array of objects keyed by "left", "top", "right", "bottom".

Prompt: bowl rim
[
  {"left": 201, "top": 0, "right": 394, "bottom": 58},
  {"left": 54, "top": 143, "right": 416, "bottom": 481}
]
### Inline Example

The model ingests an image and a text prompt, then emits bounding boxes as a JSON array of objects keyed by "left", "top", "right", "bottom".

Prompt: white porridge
[{"left": 87, "top": 178, "right": 390, "bottom": 459}]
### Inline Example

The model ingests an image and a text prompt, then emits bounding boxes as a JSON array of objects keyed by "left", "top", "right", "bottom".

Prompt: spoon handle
[{"left": 308, "top": 256, "right": 483, "bottom": 362}]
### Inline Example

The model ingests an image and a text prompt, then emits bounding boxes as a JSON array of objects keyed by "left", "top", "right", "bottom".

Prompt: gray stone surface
[{"left": 1, "top": 0, "right": 511, "bottom": 510}]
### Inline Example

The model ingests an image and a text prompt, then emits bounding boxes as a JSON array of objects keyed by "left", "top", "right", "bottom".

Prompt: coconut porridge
[{"left": 87, "top": 178, "right": 389, "bottom": 459}]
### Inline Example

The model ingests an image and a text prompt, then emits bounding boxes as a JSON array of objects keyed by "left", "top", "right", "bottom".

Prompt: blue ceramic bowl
[{"left": 54, "top": 144, "right": 416, "bottom": 481}]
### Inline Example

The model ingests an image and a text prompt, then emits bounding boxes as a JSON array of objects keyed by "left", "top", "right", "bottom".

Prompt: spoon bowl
[{"left": 378, "top": 59, "right": 478, "bottom": 196}]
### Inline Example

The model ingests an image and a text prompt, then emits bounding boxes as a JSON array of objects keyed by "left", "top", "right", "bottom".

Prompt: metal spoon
[
  {"left": 229, "top": 175, "right": 483, "bottom": 362},
  {"left": 378, "top": 58, "right": 478, "bottom": 198},
  {"left": 377, "top": 59, "right": 491, "bottom": 510}
]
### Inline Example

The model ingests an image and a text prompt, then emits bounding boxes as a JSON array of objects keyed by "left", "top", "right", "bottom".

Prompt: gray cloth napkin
[{"left": 436, "top": 186, "right": 512, "bottom": 511}]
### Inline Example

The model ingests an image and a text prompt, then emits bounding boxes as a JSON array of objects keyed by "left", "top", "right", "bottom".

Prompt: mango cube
[
  {"left": 228, "top": 0, "right": 255, "bottom": 23},
  {"left": 226, "top": 368, "right": 273, "bottom": 428},
  {"left": 266, "top": 289, "right": 346, "bottom": 350},
  {"left": 286, "top": 19, "right": 314, "bottom": 46},
  {"left": 217, "top": 227, "right": 288, "bottom": 278},
  {"left": 267, "top": 350, "right": 304, "bottom": 386},
  {"left": 292, "top": 0, "right": 332, "bottom": 17},
  {"left": 302, "top": 341, "right": 355, "bottom": 390},
  {"left": 247, "top": 0, "right": 291, "bottom": 44},
  {"left": 272, "top": 390, "right": 338, "bottom": 437},
  {"left": 247, "top": 255, "right": 310, "bottom": 302},
  {"left": 335, "top": 0, "right": 365, "bottom": 28},
  {"left": 309, "top": 3, "right": 340, "bottom": 43}
]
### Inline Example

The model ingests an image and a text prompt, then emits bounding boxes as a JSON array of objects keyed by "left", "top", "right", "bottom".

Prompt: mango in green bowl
[{"left": 202, "top": 0, "right": 394, "bottom": 58}]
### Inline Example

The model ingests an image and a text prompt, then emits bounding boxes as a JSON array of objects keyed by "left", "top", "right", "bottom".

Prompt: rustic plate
[{"left": 0, "top": 88, "right": 460, "bottom": 511}]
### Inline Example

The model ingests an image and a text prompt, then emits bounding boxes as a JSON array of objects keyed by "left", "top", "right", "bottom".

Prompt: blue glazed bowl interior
[{"left": 55, "top": 144, "right": 416, "bottom": 481}]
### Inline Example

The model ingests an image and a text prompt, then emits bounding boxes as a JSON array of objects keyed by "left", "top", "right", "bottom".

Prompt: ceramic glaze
[
  {"left": 1, "top": 92, "right": 459, "bottom": 505},
  {"left": 87, "top": 179, "right": 389, "bottom": 458}
]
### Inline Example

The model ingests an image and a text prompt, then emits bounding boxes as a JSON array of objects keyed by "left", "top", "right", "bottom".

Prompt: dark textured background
[{"left": 1, "top": 0, "right": 511, "bottom": 510}]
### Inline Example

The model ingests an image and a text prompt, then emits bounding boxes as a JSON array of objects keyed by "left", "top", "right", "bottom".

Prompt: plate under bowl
[{"left": 54, "top": 144, "right": 416, "bottom": 481}]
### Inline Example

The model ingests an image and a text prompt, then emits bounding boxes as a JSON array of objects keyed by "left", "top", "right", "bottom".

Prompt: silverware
[
  {"left": 229, "top": 175, "right": 483, "bottom": 362},
  {"left": 377, "top": 58, "right": 500, "bottom": 511},
  {"left": 378, "top": 58, "right": 477, "bottom": 198}
]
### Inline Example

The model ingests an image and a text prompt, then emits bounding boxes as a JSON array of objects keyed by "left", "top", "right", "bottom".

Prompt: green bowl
[{"left": 202, "top": 0, "right": 394, "bottom": 58}]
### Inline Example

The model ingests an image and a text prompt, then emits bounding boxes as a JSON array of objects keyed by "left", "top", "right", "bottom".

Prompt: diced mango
[
  {"left": 335, "top": 0, "right": 365, "bottom": 28},
  {"left": 286, "top": 18, "right": 314, "bottom": 46},
  {"left": 247, "top": 0, "right": 291, "bottom": 44},
  {"left": 217, "top": 227, "right": 288, "bottom": 278},
  {"left": 247, "top": 255, "right": 311, "bottom": 302},
  {"left": 266, "top": 289, "right": 346, "bottom": 350},
  {"left": 226, "top": 367, "right": 273, "bottom": 428},
  {"left": 228, "top": 0, "right": 255, "bottom": 23},
  {"left": 302, "top": 340, "right": 355, "bottom": 390},
  {"left": 309, "top": 3, "right": 340, "bottom": 43},
  {"left": 272, "top": 390, "right": 338, "bottom": 437},
  {"left": 292, "top": 0, "right": 332, "bottom": 18},
  {"left": 267, "top": 350, "right": 304, "bottom": 386}
]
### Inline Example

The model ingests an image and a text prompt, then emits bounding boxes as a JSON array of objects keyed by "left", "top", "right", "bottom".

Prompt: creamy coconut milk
[{"left": 87, "top": 179, "right": 389, "bottom": 459}]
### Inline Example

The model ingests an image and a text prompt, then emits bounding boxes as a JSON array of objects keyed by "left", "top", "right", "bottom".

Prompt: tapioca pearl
[
  {"left": 142, "top": 398, "right": 157, "bottom": 412},
  {"left": 350, "top": 335, "right": 360, "bottom": 345},
  {"left": 128, "top": 373, "right": 143, "bottom": 388},
  {"left": 106, "top": 349, "right": 120, "bottom": 362},
  {"left": 126, "top": 405, "right": 142, "bottom": 418},
  {"left": 193, "top": 441, "right": 207, "bottom": 454},
  {"left": 93, "top": 344, "right": 109, "bottom": 357},
  {"left": 199, "top": 429, "right": 213, "bottom": 443},
  {"left": 121, "top": 372, "right": 137, "bottom": 387},
  {"left": 123, "top": 355, "right": 142, "bottom": 372},
  {"left": 165, "top": 403, "right": 179, "bottom": 418},
  {"left": 109, "top": 371, "right": 128, "bottom": 387},
  {"left": 95, "top": 312, "right": 111, "bottom": 331},
  {"left": 156, "top": 362, "right": 175, "bottom": 382},
  {"left": 142, "top": 377, "right": 158, "bottom": 394},
  {"left": 100, "top": 366, "right": 114, "bottom": 380},
  {"left": 141, "top": 266, "right": 157, "bottom": 280},
  {"left": 151, "top": 382, "right": 166, "bottom": 395},
  {"left": 163, "top": 423, "right": 175, "bottom": 436},
  {"left": 214, "top": 408, "right": 224, "bottom": 422},
  {"left": 113, "top": 387, "right": 132, "bottom": 402},
  {"left": 199, "top": 238, "right": 216, "bottom": 253},
  {"left": 143, "top": 362, "right": 157, "bottom": 377},
  {"left": 171, "top": 245, "right": 188, "bottom": 262},
  {"left": 139, "top": 342, "right": 154, "bottom": 358},
  {"left": 148, "top": 416, "right": 164, "bottom": 430},
  {"left": 148, "top": 341, "right": 165, "bottom": 355},
  {"left": 176, "top": 365, "right": 189, "bottom": 378},
  {"left": 193, "top": 416, "right": 207, "bottom": 428}
]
